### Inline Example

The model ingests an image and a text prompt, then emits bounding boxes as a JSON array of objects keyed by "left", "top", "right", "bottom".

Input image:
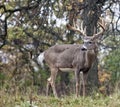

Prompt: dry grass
[{"left": 0, "top": 89, "right": 120, "bottom": 107}]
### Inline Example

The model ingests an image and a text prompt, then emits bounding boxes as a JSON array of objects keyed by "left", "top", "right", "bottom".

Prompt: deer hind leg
[
  {"left": 46, "top": 67, "right": 58, "bottom": 98},
  {"left": 46, "top": 77, "right": 51, "bottom": 96}
]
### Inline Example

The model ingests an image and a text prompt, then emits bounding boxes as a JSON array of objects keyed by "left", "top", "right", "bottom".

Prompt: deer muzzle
[{"left": 81, "top": 45, "right": 87, "bottom": 51}]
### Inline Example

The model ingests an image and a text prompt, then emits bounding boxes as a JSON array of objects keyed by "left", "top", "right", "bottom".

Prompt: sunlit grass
[{"left": 0, "top": 90, "right": 120, "bottom": 107}]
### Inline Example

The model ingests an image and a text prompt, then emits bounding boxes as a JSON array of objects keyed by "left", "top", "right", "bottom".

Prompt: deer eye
[{"left": 88, "top": 41, "right": 92, "bottom": 44}]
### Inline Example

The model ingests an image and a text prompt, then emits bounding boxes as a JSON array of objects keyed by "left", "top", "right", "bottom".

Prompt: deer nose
[{"left": 81, "top": 45, "right": 87, "bottom": 51}]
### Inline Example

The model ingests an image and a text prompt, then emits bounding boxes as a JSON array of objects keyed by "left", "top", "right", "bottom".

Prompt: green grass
[{"left": 0, "top": 91, "right": 120, "bottom": 107}]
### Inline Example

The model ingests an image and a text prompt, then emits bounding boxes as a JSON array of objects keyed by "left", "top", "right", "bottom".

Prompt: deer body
[
  {"left": 38, "top": 19, "right": 105, "bottom": 98},
  {"left": 44, "top": 44, "right": 96, "bottom": 72}
]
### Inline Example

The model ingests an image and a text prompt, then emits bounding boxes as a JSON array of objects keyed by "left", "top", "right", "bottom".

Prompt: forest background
[{"left": 0, "top": 0, "right": 120, "bottom": 107}]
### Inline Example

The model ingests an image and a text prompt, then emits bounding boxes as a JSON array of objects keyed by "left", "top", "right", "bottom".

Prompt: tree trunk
[{"left": 81, "top": 0, "right": 101, "bottom": 93}]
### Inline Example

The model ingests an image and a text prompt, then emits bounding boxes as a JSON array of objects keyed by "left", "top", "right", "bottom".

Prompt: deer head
[{"left": 66, "top": 19, "right": 105, "bottom": 50}]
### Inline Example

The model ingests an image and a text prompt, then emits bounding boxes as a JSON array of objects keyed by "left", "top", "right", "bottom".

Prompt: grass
[{"left": 0, "top": 90, "right": 120, "bottom": 107}]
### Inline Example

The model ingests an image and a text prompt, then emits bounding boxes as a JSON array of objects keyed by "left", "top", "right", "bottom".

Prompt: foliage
[{"left": 104, "top": 49, "right": 120, "bottom": 82}]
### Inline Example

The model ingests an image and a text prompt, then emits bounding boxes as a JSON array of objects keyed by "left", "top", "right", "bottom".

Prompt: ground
[{"left": 0, "top": 90, "right": 120, "bottom": 107}]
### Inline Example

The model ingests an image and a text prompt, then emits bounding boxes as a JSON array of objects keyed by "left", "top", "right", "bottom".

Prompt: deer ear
[{"left": 80, "top": 35, "right": 84, "bottom": 41}]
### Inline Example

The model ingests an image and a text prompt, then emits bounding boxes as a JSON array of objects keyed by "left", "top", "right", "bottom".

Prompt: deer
[{"left": 37, "top": 19, "right": 105, "bottom": 98}]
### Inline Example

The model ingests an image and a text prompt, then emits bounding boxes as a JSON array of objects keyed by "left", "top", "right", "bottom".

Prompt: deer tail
[{"left": 37, "top": 52, "right": 45, "bottom": 68}]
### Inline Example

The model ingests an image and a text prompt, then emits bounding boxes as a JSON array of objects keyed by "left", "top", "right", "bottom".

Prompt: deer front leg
[
  {"left": 75, "top": 70, "right": 80, "bottom": 97},
  {"left": 81, "top": 72, "right": 88, "bottom": 96},
  {"left": 80, "top": 72, "right": 85, "bottom": 96}
]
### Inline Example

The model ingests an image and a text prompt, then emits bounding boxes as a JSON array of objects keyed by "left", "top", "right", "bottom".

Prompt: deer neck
[{"left": 85, "top": 49, "right": 96, "bottom": 68}]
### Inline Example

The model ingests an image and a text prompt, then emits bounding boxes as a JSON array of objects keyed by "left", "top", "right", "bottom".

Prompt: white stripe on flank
[{"left": 59, "top": 68, "right": 75, "bottom": 72}]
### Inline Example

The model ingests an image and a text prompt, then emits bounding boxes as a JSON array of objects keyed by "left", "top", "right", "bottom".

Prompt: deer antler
[
  {"left": 66, "top": 21, "right": 86, "bottom": 36},
  {"left": 67, "top": 18, "right": 105, "bottom": 39},
  {"left": 93, "top": 18, "right": 106, "bottom": 39}
]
